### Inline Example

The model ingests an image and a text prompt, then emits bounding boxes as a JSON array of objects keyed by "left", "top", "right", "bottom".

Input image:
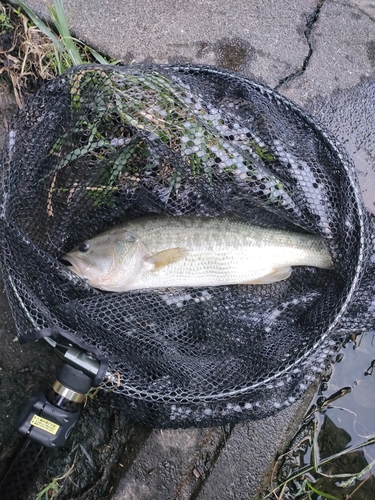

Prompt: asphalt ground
[{"left": 1, "top": 1, "right": 375, "bottom": 499}]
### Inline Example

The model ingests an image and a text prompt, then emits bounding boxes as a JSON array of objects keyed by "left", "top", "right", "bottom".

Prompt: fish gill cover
[{"left": 0, "top": 64, "right": 374, "bottom": 427}]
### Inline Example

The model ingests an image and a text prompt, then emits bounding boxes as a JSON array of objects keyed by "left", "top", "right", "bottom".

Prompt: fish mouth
[{"left": 62, "top": 254, "right": 90, "bottom": 278}]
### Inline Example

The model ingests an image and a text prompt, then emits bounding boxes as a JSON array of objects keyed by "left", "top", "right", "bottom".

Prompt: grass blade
[
  {"left": 306, "top": 482, "right": 340, "bottom": 499},
  {"left": 18, "top": 0, "right": 116, "bottom": 74},
  {"left": 47, "top": 0, "right": 83, "bottom": 65},
  {"left": 87, "top": 46, "right": 118, "bottom": 65}
]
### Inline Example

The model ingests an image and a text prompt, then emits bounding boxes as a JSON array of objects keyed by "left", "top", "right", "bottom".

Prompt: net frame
[{"left": 0, "top": 64, "right": 371, "bottom": 427}]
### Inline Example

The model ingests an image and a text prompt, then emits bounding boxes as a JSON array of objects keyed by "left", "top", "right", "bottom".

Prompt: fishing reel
[
  {"left": 0, "top": 338, "right": 104, "bottom": 499},
  {"left": 17, "top": 365, "right": 92, "bottom": 449},
  {"left": 15, "top": 336, "right": 102, "bottom": 448}
]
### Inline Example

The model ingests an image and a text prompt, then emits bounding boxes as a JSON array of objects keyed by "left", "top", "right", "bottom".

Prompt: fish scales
[{"left": 63, "top": 216, "right": 333, "bottom": 292}]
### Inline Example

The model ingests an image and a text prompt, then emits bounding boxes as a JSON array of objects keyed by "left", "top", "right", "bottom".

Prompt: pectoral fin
[
  {"left": 144, "top": 247, "right": 188, "bottom": 271},
  {"left": 243, "top": 267, "right": 293, "bottom": 285}
]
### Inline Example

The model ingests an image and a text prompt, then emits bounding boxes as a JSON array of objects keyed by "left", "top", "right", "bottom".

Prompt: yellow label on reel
[{"left": 30, "top": 415, "right": 60, "bottom": 435}]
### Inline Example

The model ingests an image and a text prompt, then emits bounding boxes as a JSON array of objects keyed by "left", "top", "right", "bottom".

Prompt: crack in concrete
[
  {"left": 275, "top": 0, "right": 326, "bottom": 90},
  {"left": 189, "top": 423, "right": 235, "bottom": 500},
  {"left": 355, "top": 8, "right": 375, "bottom": 22},
  {"left": 348, "top": 1, "right": 375, "bottom": 22},
  {"left": 172, "top": 423, "right": 236, "bottom": 500}
]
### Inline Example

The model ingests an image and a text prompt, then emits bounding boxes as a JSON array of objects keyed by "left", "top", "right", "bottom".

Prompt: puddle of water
[
  {"left": 315, "top": 333, "right": 375, "bottom": 453},
  {"left": 196, "top": 37, "right": 255, "bottom": 72},
  {"left": 277, "top": 333, "right": 375, "bottom": 499},
  {"left": 215, "top": 37, "right": 253, "bottom": 71}
]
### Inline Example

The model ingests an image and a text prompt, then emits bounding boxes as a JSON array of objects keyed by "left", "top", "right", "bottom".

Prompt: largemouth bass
[{"left": 63, "top": 216, "right": 333, "bottom": 292}]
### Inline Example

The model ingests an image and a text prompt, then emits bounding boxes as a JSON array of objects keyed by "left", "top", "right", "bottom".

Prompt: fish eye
[{"left": 78, "top": 241, "right": 90, "bottom": 253}]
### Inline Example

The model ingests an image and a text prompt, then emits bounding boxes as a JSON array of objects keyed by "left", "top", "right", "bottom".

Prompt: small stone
[{"left": 192, "top": 467, "right": 201, "bottom": 478}]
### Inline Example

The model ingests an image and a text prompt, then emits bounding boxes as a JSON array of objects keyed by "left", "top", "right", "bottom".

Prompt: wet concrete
[
  {"left": 1, "top": 0, "right": 375, "bottom": 499},
  {"left": 112, "top": 426, "right": 231, "bottom": 500},
  {"left": 308, "top": 74, "right": 375, "bottom": 214},
  {"left": 111, "top": 390, "right": 318, "bottom": 500},
  {"left": 195, "top": 390, "right": 318, "bottom": 500}
]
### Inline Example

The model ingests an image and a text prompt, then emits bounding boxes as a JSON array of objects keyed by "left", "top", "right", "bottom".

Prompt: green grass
[
  {"left": 35, "top": 463, "right": 75, "bottom": 500},
  {"left": 17, "top": 0, "right": 116, "bottom": 75}
]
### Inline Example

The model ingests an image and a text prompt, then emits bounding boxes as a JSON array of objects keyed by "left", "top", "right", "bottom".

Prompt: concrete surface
[
  {"left": 1, "top": 0, "right": 375, "bottom": 499},
  {"left": 111, "top": 389, "right": 317, "bottom": 500},
  {"left": 280, "top": 0, "right": 375, "bottom": 104},
  {"left": 19, "top": 0, "right": 317, "bottom": 88}
]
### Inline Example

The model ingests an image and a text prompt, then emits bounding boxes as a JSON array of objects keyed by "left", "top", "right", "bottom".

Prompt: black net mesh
[{"left": 0, "top": 64, "right": 374, "bottom": 427}]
